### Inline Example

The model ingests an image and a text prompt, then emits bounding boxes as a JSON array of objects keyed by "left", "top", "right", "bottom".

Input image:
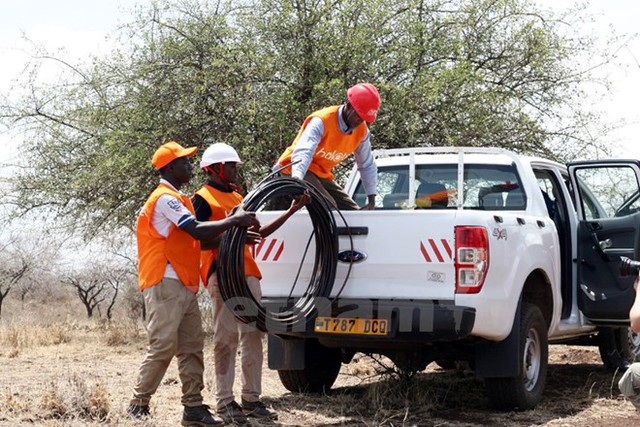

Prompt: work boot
[
  {"left": 182, "top": 404, "right": 223, "bottom": 427},
  {"left": 126, "top": 403, "right": 150, "bottom": 418},
  {"left": 217, "top": 400, "right": 247, "bottom": 424},
  {"left": 241, "top": 398, "right": 278, "bottom": 420}
]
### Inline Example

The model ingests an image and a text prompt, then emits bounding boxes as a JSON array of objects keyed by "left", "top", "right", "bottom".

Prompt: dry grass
[
  {"left": 0, "top": 316, "right": 73, "bottom": 359},
  {"left": 101, "top": 321, "right": 141, "bottom": 347},
  {"left": 1, "top": 295, "right": 640, "bottom": 426},
  {"left": 42, "top": 373, "right": 111, "bottom": 422}
]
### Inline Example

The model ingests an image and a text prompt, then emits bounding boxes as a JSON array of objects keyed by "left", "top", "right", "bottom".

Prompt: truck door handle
[
  {"left": 587, "top": 221, "right": 603, "bottom": 231},
  {"left": 590, "top": 234, "right": 610, "bottom": 262},
  {"left": 337, "top": 226, "right": 369, "bottom": 236}
]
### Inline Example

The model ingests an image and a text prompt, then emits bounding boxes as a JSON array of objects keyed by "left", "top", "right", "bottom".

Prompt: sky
[
  {"left": 0, "top": 0, "right": 639, "bottom": 171},
  {"left": 0, "top": 0, "right": 136, "bottom": 175},
  {"left": 540, "top": 0, "right": 640, "bottom": 160}
]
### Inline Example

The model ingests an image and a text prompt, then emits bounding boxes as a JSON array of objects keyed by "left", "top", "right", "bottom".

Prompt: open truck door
[{"left": 568, "top": 160, "right": 640, "bottom": 324}]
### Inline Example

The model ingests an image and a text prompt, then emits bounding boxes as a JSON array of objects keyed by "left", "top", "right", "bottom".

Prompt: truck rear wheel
[
  {"left": 485, "top": 303, "right": 548, "bottom": 410},
  {"left": 277, "top": 340, "right": 342, "bottom": 393},
  {"left": 598, "top": 326, "right": 640, "bottom": 371}
]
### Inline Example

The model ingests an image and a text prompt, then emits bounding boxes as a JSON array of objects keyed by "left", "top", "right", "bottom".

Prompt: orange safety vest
[
  {"left": 277, "top": 105, "right": 368, "bottom": 181},
  {"left": 194, "top": 184, "right": 262, "bottom": 284},
  {"left": 136, "top": 184, "right": 201, "bottom": 293}
]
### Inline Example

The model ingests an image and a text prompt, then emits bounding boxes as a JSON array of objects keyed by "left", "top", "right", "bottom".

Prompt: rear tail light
[{"left": 455, "top": 226, "right": 489, "bottom": 294}]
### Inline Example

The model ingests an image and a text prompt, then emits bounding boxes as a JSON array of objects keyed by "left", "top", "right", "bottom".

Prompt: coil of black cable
[{"left": 216, "top": 176, "right": 338, "bottom": 332}]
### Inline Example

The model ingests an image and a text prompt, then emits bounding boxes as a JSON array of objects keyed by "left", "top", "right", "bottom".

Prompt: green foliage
[{"left": 2, "top": 0, "right": 613, "bottom": 232}]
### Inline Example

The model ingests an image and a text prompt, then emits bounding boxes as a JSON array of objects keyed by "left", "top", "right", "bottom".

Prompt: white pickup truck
[{"left": 255, "top": 147, "right": 640, "bottom": 410}]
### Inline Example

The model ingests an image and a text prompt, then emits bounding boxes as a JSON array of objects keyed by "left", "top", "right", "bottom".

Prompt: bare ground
[{"left": 1, "top": 300, "right": 639, "bottom": 427}]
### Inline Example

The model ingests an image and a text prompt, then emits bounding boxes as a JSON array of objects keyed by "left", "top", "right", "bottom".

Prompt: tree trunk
[{"left": 106, "top": 285, "right": 119, "bottom": 320}]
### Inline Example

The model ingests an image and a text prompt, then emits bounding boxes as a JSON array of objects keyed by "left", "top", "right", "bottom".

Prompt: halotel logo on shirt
[{"left": 316, "top": 147, "right": 349, "bottom": 162}]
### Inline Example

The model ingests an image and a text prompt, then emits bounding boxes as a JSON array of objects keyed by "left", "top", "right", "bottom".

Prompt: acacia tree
[
  {"left": 1, "top": 0, "right": 620, "bottom": 233},
  {"left": 59, "top": 236, "right": 136, "bottom": 319},
  {"left": 15, "top": 271, "right": 40, "bottom": 309},
  {"left": 69, "top": 276, "right": 105, "bottom": 318},
  {"left": 104, "top": 267, "right": 135, "bottom": 320},
  {"left": 0, "top": 235, "right": 51, "bottom": 317},
  {"left": 0, "top": 253, "right": 29, "bottom": 318}
]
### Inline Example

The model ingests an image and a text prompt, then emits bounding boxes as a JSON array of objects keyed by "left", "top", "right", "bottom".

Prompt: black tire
[
  {"left": 598, "top": 326, "right": 640, "bottom": 371},
  {"left": 485, "top": 303, "right": 549, "bottom": 411},
  {"left": 277, "top": 340, "right": 342, "bottom": 393}
]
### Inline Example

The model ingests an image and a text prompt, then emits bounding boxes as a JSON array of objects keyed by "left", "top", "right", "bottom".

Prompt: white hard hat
[{"left": 200, "top": 143, "right": 243, "bottom": 168}]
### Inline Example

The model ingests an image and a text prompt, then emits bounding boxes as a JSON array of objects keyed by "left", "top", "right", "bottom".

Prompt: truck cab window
[
  {"left": 353, "top": 163, "right": 525, "bottom": 210},
  {"left": 574, "top": 166, "right": 640, "bottom": 219}
]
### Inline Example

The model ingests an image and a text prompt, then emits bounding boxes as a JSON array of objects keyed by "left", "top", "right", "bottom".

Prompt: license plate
[{"left": 314, "top": 317, "right": 389, "bottom": 336}]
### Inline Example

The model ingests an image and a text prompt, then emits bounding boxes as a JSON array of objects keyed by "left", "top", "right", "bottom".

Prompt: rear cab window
[{"left": 353, "top": 162, "right": 526, "bottom": 210}]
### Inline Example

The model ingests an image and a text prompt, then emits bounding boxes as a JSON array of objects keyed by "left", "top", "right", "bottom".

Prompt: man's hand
[
  {"left": 230, "top": 205, "right": 260, "bottom": 228},
  {"left": 360, "top": 194, "right": 376, "bottom": 210},
  {"left": 246, "top": 230, "right": 262, "bottom": 245},
  {"left": 290, "top": 190, "right": 311, "bottom": 212}
]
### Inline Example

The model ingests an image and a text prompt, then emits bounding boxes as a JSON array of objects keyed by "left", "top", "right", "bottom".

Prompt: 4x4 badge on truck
[{"left": 492, "top": 227, "right": 507, "bottom": 240}]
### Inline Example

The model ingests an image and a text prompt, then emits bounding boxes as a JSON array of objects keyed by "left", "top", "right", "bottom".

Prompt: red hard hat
[{"left": 347, "top": 83, "right": 380, "bottom": 123}]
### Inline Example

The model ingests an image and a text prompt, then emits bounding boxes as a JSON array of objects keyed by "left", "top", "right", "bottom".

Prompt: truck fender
[{"left": 475, "top": 299, "right": 521, "bottom": 378}]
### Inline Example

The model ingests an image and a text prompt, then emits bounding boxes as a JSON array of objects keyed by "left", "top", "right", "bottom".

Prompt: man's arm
[
  {"left": 191, "top": 193, "right": 219, "bottom": 249},
  {"left": 630, "top": 277, "right": 640, "bottom": 333},
  {"left": 291, "top": 117, "right": 324, "bottom": 179},
  {"left": 353, "top": 130, "right": 377, "bottom": 210},
  {"left": 182, "top": 206, "right": 259, "bottom": 241},
  {"left": 258, "top": 191, "right": 311, "bottom": 238},
  {"left": 155, "top": 193, "right": 259, "bottom": 242}
]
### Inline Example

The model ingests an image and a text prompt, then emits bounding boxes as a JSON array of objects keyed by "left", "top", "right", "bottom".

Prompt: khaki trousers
[
  {"left": 130, "top": 278, "right": 205, "bottom": 407},
  {"left": 619, "top": 362, "right": 640, "bottom": 410},
  {"left": 302, "top": 171, "right": 360, "bottom": 210},
  {"left": 207, "top": 274, "right": 264, "bottom": 408}
]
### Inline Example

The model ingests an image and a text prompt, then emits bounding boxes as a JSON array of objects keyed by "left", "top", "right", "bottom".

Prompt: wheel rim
[{"left": 523, "top": 327, "right": 541, "bottom": 391}]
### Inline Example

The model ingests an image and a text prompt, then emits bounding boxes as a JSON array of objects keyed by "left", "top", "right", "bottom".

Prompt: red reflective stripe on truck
[
  {"left": 255, "top": 239, "right": 266, "bottom": 256},
  {"left": 441, "top": 239, "right": 452, "bottom": 258},
  {"left": 273, "top": 241, "right": 285, "bottom": 261},
  {"left": 261, "top": 239, "right": 277, "bottom": 261},
  {"left": 420, "top": 239, "right": 453, "bottom": 263},
  {"left": 420, "top": 241, "right": 432, "bottom": 262},
  {"left": 429, "top": 239, "right": 445, "bottom": 262}
]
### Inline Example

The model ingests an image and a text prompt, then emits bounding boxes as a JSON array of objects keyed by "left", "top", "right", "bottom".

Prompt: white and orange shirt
[{"left": 136, "top": 179, "right": 200, "bottom": 293}]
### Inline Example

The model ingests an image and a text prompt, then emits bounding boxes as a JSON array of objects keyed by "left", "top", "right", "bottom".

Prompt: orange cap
[
  {"left": 151, "top": 141, "right": 198, "bottom": 170},
  {"left": 347, "top": 83, "right": 380, "bottom": 123}
]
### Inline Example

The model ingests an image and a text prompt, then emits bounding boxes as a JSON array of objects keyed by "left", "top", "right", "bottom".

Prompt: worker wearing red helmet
[{"left": 275, "top": 83, "right": 380, "bottom": 210}]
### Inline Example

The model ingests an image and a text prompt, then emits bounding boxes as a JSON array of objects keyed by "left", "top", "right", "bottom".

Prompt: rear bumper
[{"left": 262, "top": 297, "right": 475, "bottom": 344}]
